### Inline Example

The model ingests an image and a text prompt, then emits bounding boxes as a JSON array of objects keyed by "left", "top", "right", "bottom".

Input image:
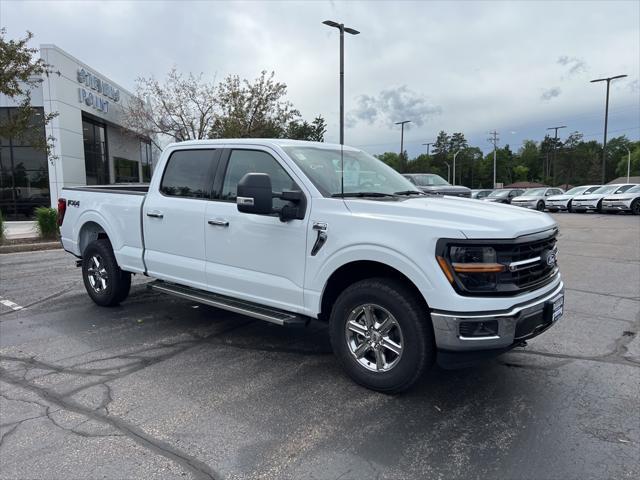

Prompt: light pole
[
  {"left": 591, "top": 74, "right": 627, "bottom": 183},
  {"left": 422, "top": 142, "right": 434, "bottom": 156},
  {"left": 444, "top": 162, "right": 451, "bottom": 183},
  {"left": 395, "top": 120, "right": 411, "bottom": 163},
  {"left": 546, "top": 125, "right": 566, "bottom": 186},
  {"left": 323, "top": 20, "right": 360, "bottom": 145},
  {"left": 625, "top": 146, "right": 631, "bottom": 183},
  {"left": 453, "top": 149, "right": 462, "bottom": 185}
]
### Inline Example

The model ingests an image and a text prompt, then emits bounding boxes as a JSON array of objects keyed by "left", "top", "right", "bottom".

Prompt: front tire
[
  {"left": 596, "top": 200, "right": 603, "bottom": 213},
  {"left": 329, "top": 278, "right": 435, "bottom": 393},
  {"left": 536, "top": 201, "right": 545, "bottom": 211},
  {"left": 567, "top": 200, "right": 573, "bottom": 213},
  {"left": 82, "top": 239, "right": 131, "bottom": 307}
]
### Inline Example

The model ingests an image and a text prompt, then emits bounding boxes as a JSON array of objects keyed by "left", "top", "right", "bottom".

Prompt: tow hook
[{"left": 515, "top": 340, "right": 528, "bottom": 348}]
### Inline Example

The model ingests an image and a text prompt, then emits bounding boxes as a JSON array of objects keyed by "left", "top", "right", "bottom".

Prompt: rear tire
[
  {"left": 82, "top": 239, "right": 131, "bottom": 307},
  {"left": 329, "top": 278, "right": 435, "bottom": 393}
]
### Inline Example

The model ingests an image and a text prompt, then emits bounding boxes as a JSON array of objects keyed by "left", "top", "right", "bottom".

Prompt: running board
[{"left": 148, "top": 280, "right": 309, "bottom": 327}]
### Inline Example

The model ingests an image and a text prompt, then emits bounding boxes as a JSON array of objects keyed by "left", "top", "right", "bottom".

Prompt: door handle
[
  {"left": 208, "top": 219, "right": 229, "bottom": 227},
  {"left": 146, "top": 210, "right": 164, "bottom": 218}
]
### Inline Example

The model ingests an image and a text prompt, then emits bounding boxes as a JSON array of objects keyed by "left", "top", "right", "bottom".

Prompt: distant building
[
  {"left": 0, "top": 45, "right": 156, "bottom": 220},
  {"left": 504, "top": 182, "right": 547, "bottom": 188},
  {"left": 607, "top": 176, "right": 640, "bottom": 185}
]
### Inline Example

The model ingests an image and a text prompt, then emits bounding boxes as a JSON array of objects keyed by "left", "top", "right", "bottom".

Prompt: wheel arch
[
  {"left": 318, "top": 260, "right": 429, "bottom": 322},
  {"left": 78, "top": 220, "right": 111, "bottom": 256}
]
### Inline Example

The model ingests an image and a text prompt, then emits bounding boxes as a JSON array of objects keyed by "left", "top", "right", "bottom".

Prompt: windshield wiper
[
  {"left": 331, "top": 192, "right": 398, "bottom": 198},
  {"left": 394, "top": 190, "right": 425, "bottom": 196}
]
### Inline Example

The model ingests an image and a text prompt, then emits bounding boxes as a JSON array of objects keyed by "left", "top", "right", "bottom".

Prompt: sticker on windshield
[{"left": 343, "top": 159, "right": 361, "bottom": 188}]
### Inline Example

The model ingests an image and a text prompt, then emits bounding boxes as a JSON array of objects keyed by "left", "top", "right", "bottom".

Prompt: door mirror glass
[{"left": 237, "top": 173, "right": 273, "bottom": 215}]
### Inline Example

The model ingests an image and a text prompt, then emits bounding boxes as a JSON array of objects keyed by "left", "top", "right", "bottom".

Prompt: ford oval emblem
[{"left": 542, "top": 250, "right": 557, "bottom": 267}]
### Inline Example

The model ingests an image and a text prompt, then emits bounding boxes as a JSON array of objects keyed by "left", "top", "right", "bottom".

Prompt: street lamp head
[
  {"left": 344, "top": 27, "right": 360, "bottom": 35},
  {"left": 395, "top": 120, "right": 411, "bottom": 125},
  {"left": 322, "top": 20, "right": 341, "bottom": 29},
  {"left": 591, "top": 74, "right": 628, "bottom": 83}
]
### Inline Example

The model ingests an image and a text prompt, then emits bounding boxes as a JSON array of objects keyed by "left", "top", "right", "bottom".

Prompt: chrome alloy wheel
[
  {"left": 345, "top": 304, "right": 404, "bottom": 372},
  {"left": 87, "top": 255, "right": 108, "bottom": 293}
]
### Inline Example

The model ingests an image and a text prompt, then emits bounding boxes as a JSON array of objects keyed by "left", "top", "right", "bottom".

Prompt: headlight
[{"left": 437, "top": 246, "right": 505, "bottom": 292}]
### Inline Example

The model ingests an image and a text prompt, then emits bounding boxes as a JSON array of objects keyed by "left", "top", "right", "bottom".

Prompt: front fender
[{"left": 307, "top": 243, "right": 436, "bottom": 314}]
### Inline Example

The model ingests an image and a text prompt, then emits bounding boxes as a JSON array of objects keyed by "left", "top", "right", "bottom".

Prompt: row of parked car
[{"left": 471, "top": 184, "right": 640, "bottom": 215}]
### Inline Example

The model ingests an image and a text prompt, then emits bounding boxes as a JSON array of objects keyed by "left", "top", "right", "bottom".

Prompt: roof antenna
[{"left": 341, "top": 143, "right": 344, "bottom": 197}]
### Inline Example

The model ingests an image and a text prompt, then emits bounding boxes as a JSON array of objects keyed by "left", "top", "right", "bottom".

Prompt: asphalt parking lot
[{"left": 1, "top": 213, "right": 638, "bottom": 480}]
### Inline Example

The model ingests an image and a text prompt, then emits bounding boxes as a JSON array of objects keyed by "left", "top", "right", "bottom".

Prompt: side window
[
  {"left": 221, "top": 150, "right": 300, "bottom": 208},
  {"left": 160, "top": 149, "right": 218, "bottom": 198}
]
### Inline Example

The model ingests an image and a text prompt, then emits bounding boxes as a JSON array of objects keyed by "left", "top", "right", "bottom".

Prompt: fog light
[{"left": 459, "top": 320, "right": 499, "bottom": 338}]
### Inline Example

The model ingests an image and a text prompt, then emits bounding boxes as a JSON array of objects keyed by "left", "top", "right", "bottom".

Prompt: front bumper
[
  {"left": 430, "top": 281, "right": 564, "bottom": 357},
  {"left": 571, "top": 200, "right": 599, "bottom": 210},
  {"left": 545, "top": 199, "right": 570, "bottom": 210},
  {"left": 601, "top": 200, "right": 632, "bottom": 212},
  {"left": 511, "top": 201, "right": 537, "bottom": 209}
]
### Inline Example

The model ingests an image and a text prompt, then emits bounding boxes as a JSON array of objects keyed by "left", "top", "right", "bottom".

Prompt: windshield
[
  {"left": 591, "top": 185, "right": 617, "bottom": 194},
  {"left": 488, "top": 190, "right": 510, "bottom": 198},
  {"left": 525, "top": 188, "right": 546, "bottom": 196},
  {"left": 282, "top": 146, "right": 417, "bottom": 197},
  {"left": 406, "top": 174, "right": 449, "bottom": 186},
  {"left": 565, "top": 186, "right": 588, "bottom": 195}
]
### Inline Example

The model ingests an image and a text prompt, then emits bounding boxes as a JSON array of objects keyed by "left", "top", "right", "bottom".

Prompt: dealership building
[{"left": 0, "top": 44, "right": 155, "bottom": 220}]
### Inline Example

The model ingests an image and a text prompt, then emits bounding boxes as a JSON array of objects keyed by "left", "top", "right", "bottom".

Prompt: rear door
[
  {"left": 143, "top": 148, "right": 221, "bottom": 289},
  {"left": 203, "top": 147, "right": 309, "bottom": 312}
]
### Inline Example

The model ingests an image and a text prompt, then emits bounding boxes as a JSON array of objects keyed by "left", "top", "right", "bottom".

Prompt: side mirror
[
  {"left": 236, "top": 173, "right": 306, "bottom": 221},
  {"left": 237, "top": 173, "right": 273, "bottom": 215}
]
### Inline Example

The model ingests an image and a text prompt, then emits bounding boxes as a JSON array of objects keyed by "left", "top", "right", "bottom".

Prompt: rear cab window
[{"left": 160, "top": 149, "right": 220, "bottom": 198}]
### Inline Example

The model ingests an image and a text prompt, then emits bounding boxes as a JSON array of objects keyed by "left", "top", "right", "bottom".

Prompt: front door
[
  {"left": 204, "top": 148, "right": 309, "bottom": 313},
  {"left": 143, "top": 148, "right": 220, "bottom": 289}
]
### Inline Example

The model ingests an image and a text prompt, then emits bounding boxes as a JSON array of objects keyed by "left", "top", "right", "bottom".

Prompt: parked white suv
[
  {"left": 58, "top": 139, "right": 564, "bottom": 392},
  {"left": 511, "top": 187, "right": 564, "bottom": 211},
  {"left": 545, "top": 185, "right": 601, "bottom": 213},
  {"left": 572, "top": 184, "right": 638, "bottom": 213},
  {"left": 601, "top": 185, "right": 640, "bottom": 215}
]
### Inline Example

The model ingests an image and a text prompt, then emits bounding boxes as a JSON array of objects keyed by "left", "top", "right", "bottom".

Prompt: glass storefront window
[
  {"left": 114, "top": 157, "right": 140, "bottom": 183},
  {"left": 82, "top": 117, "right": 109, "bottom": 185},
  {"left": 0, "top": 107, "right": 49, "bottom": 220},
  {"left": 140, "top": 140, "right": 152, "bottom": 182}
]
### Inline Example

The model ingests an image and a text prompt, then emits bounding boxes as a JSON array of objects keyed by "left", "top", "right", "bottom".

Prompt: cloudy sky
[{"left": 2, "top": 0, "right": 638, "bottom": 156}]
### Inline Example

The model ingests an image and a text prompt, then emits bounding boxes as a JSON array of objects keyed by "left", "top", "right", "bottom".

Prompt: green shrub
[
  {"left": 35, "top": 207, "right": 59, "bottom": 239},
  {"left": 0, "top": 210, "right": 4, "bottom": 244}
]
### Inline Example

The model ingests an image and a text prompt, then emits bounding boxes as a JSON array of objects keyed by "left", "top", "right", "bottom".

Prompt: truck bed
[{"left": 59, "top": 185, "right": 148, "bottom": 274}]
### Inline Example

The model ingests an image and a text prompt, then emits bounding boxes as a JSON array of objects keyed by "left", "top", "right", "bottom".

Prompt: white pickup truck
[{"left": 59, "top": 139, "right": 564, "bottom": 392}]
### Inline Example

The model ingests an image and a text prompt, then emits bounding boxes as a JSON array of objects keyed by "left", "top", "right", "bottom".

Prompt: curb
[{"left": 0, "top": 241, "right": 62, "bottom": 254}]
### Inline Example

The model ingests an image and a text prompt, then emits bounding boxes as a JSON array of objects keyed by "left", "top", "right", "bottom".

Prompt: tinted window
[
  {"left": 615, "top": 184, "right": 635, "bottom": 194},
  {"left": 221, "top": 150, "right": 299, "bottom": 208},
  {"left": 160, "top": 149, "right": 218, "bottom": 198}
]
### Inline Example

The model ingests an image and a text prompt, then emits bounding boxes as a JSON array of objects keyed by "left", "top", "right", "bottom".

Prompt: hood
[
  {"left": 575, "top": 193, "right": 607, "bottom": 201},
  {"left": 343, "top": 195, "right": 557, "bottom": 239},
  {"left": 604, "top": 192, "right": 640, "bottom": 200},
  {"left": 419, "top": 185, "right": 471, "bottom": 194},
  {"left": 512, "top": 195, "right": 541, "bottom": 201}
]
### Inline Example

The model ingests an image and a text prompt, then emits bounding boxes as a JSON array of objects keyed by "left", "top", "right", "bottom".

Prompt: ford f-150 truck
[{"left": 59, "top": 139, "right": 564, "bottom": 393}]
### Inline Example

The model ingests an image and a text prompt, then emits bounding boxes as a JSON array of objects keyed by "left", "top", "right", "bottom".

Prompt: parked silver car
[
  {"left": 572, "top": 184, "right": 638, "bottom": 213},
  {"left": 511, "top": 187, "right": 564, "bottom": 211},
  {"left": 600, "top": 185, "right": 640, "bottom": 215},
  {"left": 545, "top": 185, "right": 601, "bottom": 212}
]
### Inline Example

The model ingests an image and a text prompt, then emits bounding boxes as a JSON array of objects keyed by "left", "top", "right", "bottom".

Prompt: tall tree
[
  {"left": 0, "top": 29, "right": 58, "bottom": 157},
  {"left": 211, "top": 70, "right": 300, "bottom": 139},
  {"left": 124, "top": 68, "right": 218, "bottom": 148}
]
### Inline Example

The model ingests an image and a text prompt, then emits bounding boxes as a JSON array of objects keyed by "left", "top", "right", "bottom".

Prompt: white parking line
[{"left": 0, "top": 297, "right": 23, "bottom": 311}]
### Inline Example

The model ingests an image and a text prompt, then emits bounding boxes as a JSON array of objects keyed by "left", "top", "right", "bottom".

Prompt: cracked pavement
[{"left": 1, "top": 213, "right": 639, "bottom": 479}]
